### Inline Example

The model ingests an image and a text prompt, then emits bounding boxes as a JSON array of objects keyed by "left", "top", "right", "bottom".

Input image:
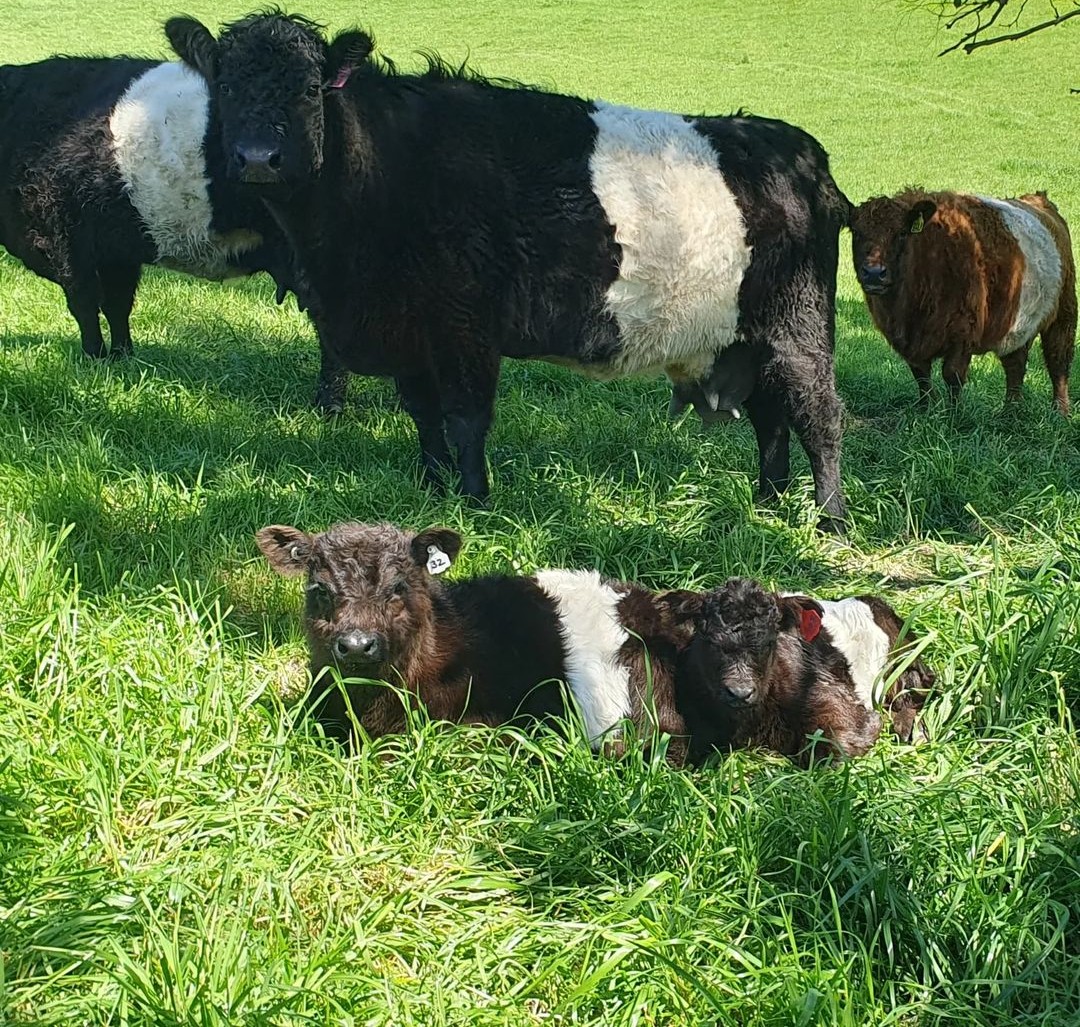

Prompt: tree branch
[
  {"left": 958, "top": 5, "right": 1080, "bottom": 50},
  {"left": 915, "top": 0, "right": 1080, "bottom": 55}
]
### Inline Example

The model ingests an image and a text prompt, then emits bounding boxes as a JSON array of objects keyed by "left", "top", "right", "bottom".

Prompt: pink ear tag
[
  {"left": 800, "top": 608, "right": 822, "bottom": 643},
  {"left": 329, "top": 67, "right": 352, "bottom": 90}
]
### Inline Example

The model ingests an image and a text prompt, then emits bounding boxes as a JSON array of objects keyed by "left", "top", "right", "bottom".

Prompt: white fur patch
[
  {"left": 587, "top": 101, "right": 752, "bottom": 380},
  {"left": 816, "top": 598, "right": 892, "bottom": 709},
  {"left": 534, "top": 569, "right": 631, "bottom": 745},
  {"left": 977, "top": 195, "right": 1063, "bottom": 355},
  {"left": 110, "top": 63, "right": 261, "bottom": 278}
]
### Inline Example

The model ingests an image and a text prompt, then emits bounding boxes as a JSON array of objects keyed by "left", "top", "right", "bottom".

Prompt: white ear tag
[{"left": 426, "top": 545, "right": 451, "bottom": 575}]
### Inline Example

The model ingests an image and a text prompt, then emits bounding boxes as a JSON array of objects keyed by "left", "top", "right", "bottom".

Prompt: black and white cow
[
  {"left": 0, "top": 56, "right": 348, "bottom": 410},
  {"left": 169, "top": 13, "right": 851, "bottom": 530}
]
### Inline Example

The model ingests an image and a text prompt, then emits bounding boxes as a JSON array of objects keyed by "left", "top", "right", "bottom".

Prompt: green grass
[{"left": 2, "top": 1, "right": 1080, "bottom": 1023}]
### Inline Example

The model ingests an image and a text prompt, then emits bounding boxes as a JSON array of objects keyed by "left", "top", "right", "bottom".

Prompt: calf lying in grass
[
  {"left": 256, "top": 521, "right": 694, "bottom": 757},
  {"left": 667, "top": 578, "right": 936, "bottom": 765}
]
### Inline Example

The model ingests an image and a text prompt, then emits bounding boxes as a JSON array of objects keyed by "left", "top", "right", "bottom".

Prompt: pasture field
[{"left": 2, "top": 1, "right": 1080, "bottom": 1023}]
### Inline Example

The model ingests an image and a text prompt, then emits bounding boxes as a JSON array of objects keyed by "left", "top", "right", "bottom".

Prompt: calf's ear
[
  {"left": 165, "top": 17, "right": 219, "bottom": 81},
  {"left": 411, "top": 527, "right": 462, "bottom": 574},
  {"left": 778, "top": 595, "right": 824, "bottom": 641},
  {"left": 907, "top": 199, "right": 936, "bottom": 235},
  {"left": 657, "top": 589, "right": 705, "bottom": 623},
  {"left": 256, "top": 525, "right": 314, "bottom": 577},
  {"left": 325, "top": 29, "right": 375, "bottom": 89}
]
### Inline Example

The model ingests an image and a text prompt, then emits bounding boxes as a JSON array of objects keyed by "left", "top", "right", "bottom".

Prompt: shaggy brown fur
[{"left": 851, "top": 188, "right": 1075, "bottom": 414}]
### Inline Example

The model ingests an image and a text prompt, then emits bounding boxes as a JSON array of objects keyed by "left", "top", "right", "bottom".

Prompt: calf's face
[
  {"left": 850, "top": 196, "right": 937, "bottom": 295},
  {"left": 256, "top": 521, "right": 462, "bottom": 681},
  {"left": 166, "top": 13, "right": 373, "bottom": 188},
  {"left": 668, "top": 579, "right": 787, "bottom": 707}
]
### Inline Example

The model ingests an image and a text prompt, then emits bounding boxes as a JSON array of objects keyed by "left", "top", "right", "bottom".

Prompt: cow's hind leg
[
  {"left": 98, "top": 263, "right": 140, "bottom": 357},
  {"left": 769, "top": 345, "right": 847, "bottom": 534},
  {"left": 396, "top": 369, "right": 453, "bottom": 493},
  {"left": 998, "top": 343, "right": 1030, "bottom": 405},
  {"left": 745, "top": 383, "right": 791, "bottom": 501},
  {"left": 1040, "top": 294, "right": 1075, "bottom": 416}
]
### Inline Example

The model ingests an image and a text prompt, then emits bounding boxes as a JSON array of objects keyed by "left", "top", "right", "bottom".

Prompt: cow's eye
[
  {"left": 307, "top": 581, "right": 334, "bottom": 606},
  {"left": 391, "top": 580, "right": 410, "bottom": 598},
  {"left": 219, "top": 82, "right": 232, "bottom": 96},
  {"left": 305, "top": 83, "right": 321, "bottom": 99}
]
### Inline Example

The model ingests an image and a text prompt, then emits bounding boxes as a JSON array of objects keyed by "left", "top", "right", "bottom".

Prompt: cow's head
[
  {"left": 166, "top": 12, "right": 373, "bottom": 188},
  {"left": 256, "top": 520, "right": 462, "bottom": 688},
  {"left": 664, "top": 578, "right": 821, "bottom": 708},
  {"left": 850, "top": 194, "right": 937, "bottom": 295}
]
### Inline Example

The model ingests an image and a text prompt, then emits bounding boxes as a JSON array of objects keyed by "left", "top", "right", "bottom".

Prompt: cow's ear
[
  {"left": 907, "top": 199, "right": 936, "bottom": 235},
  {"left": 411, "top": 527, "right": 462, "bottom": 575},
  {"left": 166, "top": 17, "right": 218, "bottom": 81},
  {"left": 256, "top": 525, "right": 314, "bottom": 577},
  {"left": 325, "top": 29, "right": 375, "bottom": 89}
]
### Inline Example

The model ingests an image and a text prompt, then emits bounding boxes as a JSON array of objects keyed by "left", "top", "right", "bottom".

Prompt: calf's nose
[
  {"left": 233, "top": 144, "right": 283, "bottom": 184},
  {"left": 860, "top": 263, "right": 888, "bottom": 284},
  {"left": 333, "top": 631, "right": 386, "bottom": 663},
  {"left": 725, "top": 682, "right": 756, "bottom": 704}
]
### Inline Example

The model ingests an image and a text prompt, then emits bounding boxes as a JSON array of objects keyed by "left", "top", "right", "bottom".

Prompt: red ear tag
[
  {"left": 329, "top": 67, "right": 352, "bottom": 90},
  {"left": 800, "top": 608, "right": 821, "bottom": 643}
]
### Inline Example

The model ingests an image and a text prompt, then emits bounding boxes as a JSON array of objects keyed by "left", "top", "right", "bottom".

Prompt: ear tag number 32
[{"left": 426, "top": 545, "right": 451, "bottom": 575}]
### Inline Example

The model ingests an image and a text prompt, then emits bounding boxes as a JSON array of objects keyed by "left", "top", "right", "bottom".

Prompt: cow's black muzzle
[{"left": 233, "top": 143, "right": 284, "bottom": 185}]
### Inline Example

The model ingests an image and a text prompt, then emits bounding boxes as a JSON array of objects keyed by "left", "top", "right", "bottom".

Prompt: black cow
[
  {"left": 169, "top": 13, "right": 850, "bottom": 530},
  {"left": 0, "top": 56, "right": 348, "bottom": 411}
]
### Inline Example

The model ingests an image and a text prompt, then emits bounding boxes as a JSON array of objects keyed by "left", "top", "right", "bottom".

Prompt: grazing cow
[
  {"left": 851, "top": 189, "right": 1076, "bottom": 414},
  {"left": 170, "top": 13, "right": 851, "bottom": 532},
  {"left": 256, "top": 520, "right": 696, "bottom": 757},
  {"left": 0, "top": 56, "right": 349, "bottom": 411},
  {"left": 665, "top": 578, "right": 936, "bottom": 764}
]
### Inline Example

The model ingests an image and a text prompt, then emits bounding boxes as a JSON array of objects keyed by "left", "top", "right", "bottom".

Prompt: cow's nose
[
  {"left": 860, "top": 264, "right": 888, "bottom": 284},
  {"left": 333, "top": 631, "right": 386, "bottom": 663},
  {"left": 233, "top": 144, "right": 283, "bottom": 184}
]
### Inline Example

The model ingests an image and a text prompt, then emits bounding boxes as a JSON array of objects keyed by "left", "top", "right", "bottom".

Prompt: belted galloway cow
[
  {"left": 0, "top": 55, "right": 349, "bottom": 409},
  {"left": 169, "top": 12, "right": 852, "bottom": 531},
  {"left": 851, "top": 189, "right": 1075, "bottom": 414}
]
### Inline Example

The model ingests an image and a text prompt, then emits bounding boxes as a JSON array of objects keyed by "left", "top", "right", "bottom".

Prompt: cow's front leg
[
  {"left": 998, "top": 344, "right": 1030, "bottom": 405},
  {"left": 907, "top": 359, "right": 932, "bottom": 409},
  {"left": 396, "top": 370, "right": 452, "bottom": 493},
  {"left": 941, "top": 350, "right": 972, "bottom": 405},
  {"left": 313, "top": 339, "right": 350, "bottom": 415},
  {"left": 437, "top": 345, "right": 501, "bottom": 503}
]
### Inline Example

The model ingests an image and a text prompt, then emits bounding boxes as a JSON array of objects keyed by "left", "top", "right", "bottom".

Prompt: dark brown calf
[
  {"left": 851, "top": 188, "right": 1075, "bottom": 414},
  {"left": 257, "top": 521, "right": 569, "bottom": 742},
  {"left": 665, "top": 578, "right": 936, "bottom": 765},
  {"left": 256, "top": 522, "right": 694, "bottom": 756}
]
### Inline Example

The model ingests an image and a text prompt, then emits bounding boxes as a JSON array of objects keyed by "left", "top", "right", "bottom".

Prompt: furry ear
[
  {"left": 325, "top": 29, "right": 375, "bottom": 88},
  {"left": 778, "top": 595, "right": 824, "bottom": 640},
  {"left": 256, "top": 525, "right": 314, "bottom": 577},
  {"left": 165, "top": 16, "right": 219, "bottom": 80},
  {"left": 907, "top": 199, "right": 936, "bottom": 235},
  {"left": 410, "top": 527, "right": 462, "bottom": 574},
  {"left": 657, "top": 589, "right": 705, "bottom": 623}
]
